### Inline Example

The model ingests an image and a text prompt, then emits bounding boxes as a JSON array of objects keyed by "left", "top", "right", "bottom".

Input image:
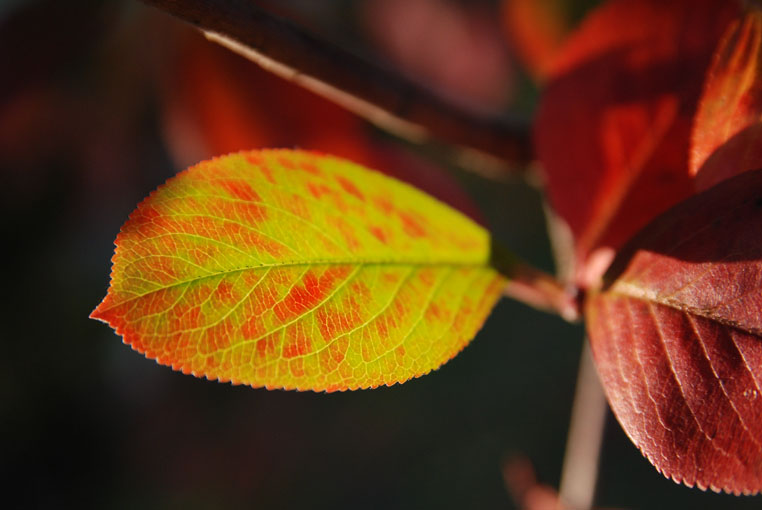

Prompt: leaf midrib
[
  {"left": 607, "top": 280, "right": 762, "bottom": 337},
  {"left": 105, "top": 258, "right": 496, "bottom": 312}
]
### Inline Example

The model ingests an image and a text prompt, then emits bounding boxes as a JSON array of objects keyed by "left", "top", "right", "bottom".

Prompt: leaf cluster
[{"left": 93, "top": 0, "right": 762, "bottom": 497}]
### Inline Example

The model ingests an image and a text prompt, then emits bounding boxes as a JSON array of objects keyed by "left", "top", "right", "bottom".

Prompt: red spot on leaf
[
  {"left": 259, "top": 165, "right": 276, "bottom": 184},
  {"left": 241, "top": 314, "right": 265, "bottom": 340},
  {"left": 298, "top": 160, "right": 323, "bottom": 176},
  {"left": 425, "top": 302, "right": 443, "bottom": 322},
  {"left": 318, "top": 341, "right": 344, "bottom": 375},
  {"left": 145, "top": 257, "right": 179, "bottom": 285},
  {"left": 277, "top": 156, "right": 298, "bottom": 171},
  {"left": 335, "top": 175, "right": 365, "bottom": 201},
  {"left": 373, "top": 196, "right": 394, "bottom": 215},
  {"left": 255, "top": 333, "right": 279, "bottom": 361},
  {"left": 334, "top": 218, "right": 360, "bottom": 250},
  {"left": 307, "top": 182, "right": 334, "bottom": 199},
  {"left": 190, "top": 215, "right": 216, "bottom": 235},
  {"left": 187, "top": 247, "right": 213, "bottom": 266},
  {"left": 350, "top": 281, "right": 371, "bottom": 301},
  {"left": 453, "top": 297, "right": 474, "bottom": 332},
  {"left": 381, "top": 272, "right": 401, "bottom": 285},
  {"left": 218, "top": 179, "right": 261, "bottom": 202},
  {"left": 394, "top": 345, "right": 406, "bottom": 364},
  {"left": 274, "top": 267, "right": 352, "bottom": 322},
  {"left": 237, "top": 202, "right": 268, "bottom": 224},
  {"left": 244, "top": 153, "right": 276, "bottom": 184},
  {"left": 393, "top": 299, "right": 407, "bottom": 319},
  {"left": 286, "top": 193, "right": 310, "bottom": 219},
  {"left": 201, "top": 321, "right": 232, "bottom": 351},
  {"left": 132, "top": 204, "right": 161, "bottom": 229},
  {"left": 235, "top": 229, "right": 285, "bottom": 257},
  {"left": 368, "top": 225, "right": 389, "bottom": 244},
  {"left": 376, "top": 317, "right": 389, "bottom": 338},
  {"left": 282, "top": 323, "right": 313, "bottom": 359},
  {"left": 245, "top": 153, "right": 265, "bottom": 166},
  {"left": 400, "top": 211, "right": 427, "bottom": 238},
  {"left": 215, "top": 281, "right": 238, "bottom": 303},
  {"left": 316, "top": 295, "right": 363, "bottom": 341},
  {"left": 289, "top": 358, "right": 305, "bottom": 378},
  {"left": 324, "top": 383, "right": 344, "bottom": 393},
  {"left": 186, "top": 305, "right": 203, "bottom": 329},
  {"left": 418, "top": 268, "right": 436, "bottom": 287}
]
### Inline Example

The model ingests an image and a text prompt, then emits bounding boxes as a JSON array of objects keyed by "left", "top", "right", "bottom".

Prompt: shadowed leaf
[
  {"left": 362, "top": 0, "right": 514, "bottom": 114},
  {"left": 535, "top": 0, "right": 738, "bottom": 287},
  {"left": 91, "top": 150, "right": 506, "bottom": 392},
  {"left": 695, "top": 122, "right": 762, "bottom": 192},
  {"left": 587, "top": 169, "right": 762, "bottom": 494},
  {"left": 693, "top": 7, "right": 762, "bottom": 190}
]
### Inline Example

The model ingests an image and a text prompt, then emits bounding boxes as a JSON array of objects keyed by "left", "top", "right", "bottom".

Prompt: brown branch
[{"left": 140, "top": 0, "right": 533, "bottom": 173}]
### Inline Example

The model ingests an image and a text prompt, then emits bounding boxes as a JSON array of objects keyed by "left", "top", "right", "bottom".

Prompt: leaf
[
  {"left": 586, "top": 169, "right": 762, "bottom": 494},
  {"left": 362, "top": 0, "right": 514, "bottom": 113},
  {"left": 534, "top": 0, "right": 739, "bottom": 287},
  {"left": 694, "top": 122, "right": 762, "bottom": 192},
  {"left": 692, "top": 7, "right": 762, "bottom": 190},
  {"left": 91, "top": 150, "right": 506, "bottom": 392},
  {"left": 163, "top": 29, "right": 368, "bottom": 165},
  {"left": 501, "top": 0, "right": 570, "bottom": 82}
]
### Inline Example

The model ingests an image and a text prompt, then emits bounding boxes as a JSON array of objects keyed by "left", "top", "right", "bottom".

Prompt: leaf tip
[{"left": 88, "top": 297, "right": 111, "bottom": 324}]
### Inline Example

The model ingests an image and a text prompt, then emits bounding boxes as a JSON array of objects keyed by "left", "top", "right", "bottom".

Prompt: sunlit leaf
[
  {"left": 692, "top": 7, "right": 762, "bottom": 190},
  {"left": 91, "top": 150, "right": 506, "bottom": 392},
  {"left": 586, "top": 169, "right": 762, "bottom": 494},
  {"left": 535, "top": 0, "right": 738, "bottom": 287}
]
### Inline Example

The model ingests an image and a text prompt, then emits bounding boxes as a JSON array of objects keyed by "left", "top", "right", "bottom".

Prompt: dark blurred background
[{"left": 2, "top": 0, "right": 762, "bottom": 508}]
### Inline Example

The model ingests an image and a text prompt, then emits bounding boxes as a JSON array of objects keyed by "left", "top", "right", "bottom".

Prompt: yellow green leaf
[{"left": 91, "top": 150, "right": 506, "bottom": 391}]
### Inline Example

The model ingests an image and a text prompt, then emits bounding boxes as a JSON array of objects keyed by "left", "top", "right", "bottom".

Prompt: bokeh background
[{"left": 2, "top": 0, "right": 762, "bottom": 508}]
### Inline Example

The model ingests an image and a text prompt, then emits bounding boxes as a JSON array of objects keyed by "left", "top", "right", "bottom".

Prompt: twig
[
  {"left": 558, "top": 341, "right": 608, "bottom": 510},
  {"left": 491, "top": 242, "right": 580, "bottom": 321},
  {"left": 140, "top": 0, "right": 533, "bottom": 175}
]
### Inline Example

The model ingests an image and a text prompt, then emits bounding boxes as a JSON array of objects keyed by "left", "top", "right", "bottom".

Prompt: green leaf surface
[{"left": 92, "top": 150, "right": 506, "bottom": 391}]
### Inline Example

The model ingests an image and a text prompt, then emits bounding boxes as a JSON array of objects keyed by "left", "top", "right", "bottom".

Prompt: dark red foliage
[
  {"left": 692, "top": 6, "right": 762, "bottom": 191},
  {"left": 586, "top": 169, "right": 762, "bottom": 494},
  {"left": 535, "top": 0, "right": 739, "bottom": 287}
]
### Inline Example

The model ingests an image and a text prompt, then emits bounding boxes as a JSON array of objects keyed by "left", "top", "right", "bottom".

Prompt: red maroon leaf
[
  {"left": 692, "top": 7, "right": 762, "bottom": 190},
  {"left": 586, "top": 169, "right": 762, "bottom": 494},
  {"left": 501, "top": 0, "right": 570, "bottom": 82},
  {"left": 535, "top": 0, "right": 738, "bottom": 287},
  {"left": 695, "top": 122, "right": 762, "bottom": 191}
]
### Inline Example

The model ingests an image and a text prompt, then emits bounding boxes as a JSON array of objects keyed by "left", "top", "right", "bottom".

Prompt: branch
[
  {"left": 558, "top": 342, "right": 607, "bottom": 510},
  {"left": 140, "top": 0, "right": 533, "bottom": 174},
  {"left": 491, "top": 242, "right": 581, "bottom": 321}
]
